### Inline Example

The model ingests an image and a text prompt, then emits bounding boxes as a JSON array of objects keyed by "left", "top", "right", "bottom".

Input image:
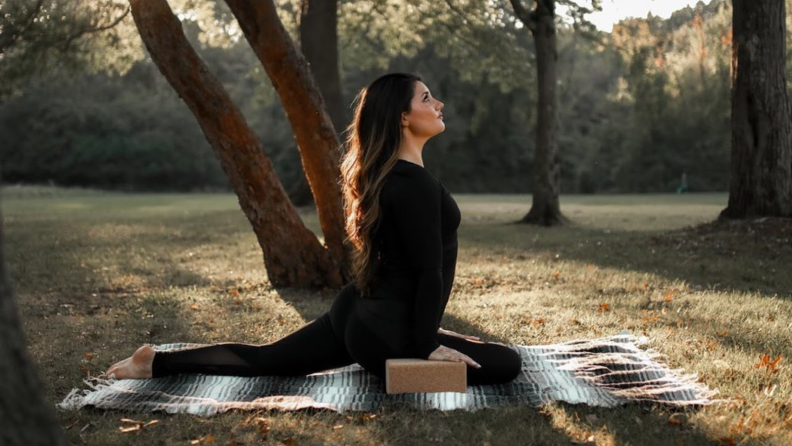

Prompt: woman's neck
[{"left": 397, "top": 137, "right": 427, "bottom": 167}]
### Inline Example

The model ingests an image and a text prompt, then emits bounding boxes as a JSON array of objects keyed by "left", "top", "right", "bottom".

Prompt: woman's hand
[
  {"left": 438, "top": 327, "right": 480, "bottom": 341},
  {"left": 428, "top": 345, "right": 481, "bottom": 368}
]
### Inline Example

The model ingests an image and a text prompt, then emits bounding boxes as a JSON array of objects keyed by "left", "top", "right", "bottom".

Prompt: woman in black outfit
[{"left": 105, "top": 73, "right": 522, "bottom": 386}]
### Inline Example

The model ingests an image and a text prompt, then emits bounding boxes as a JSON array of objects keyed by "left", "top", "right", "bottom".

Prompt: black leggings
[{"left": 151, "top": 284, "right": 522, "bottom": 386}]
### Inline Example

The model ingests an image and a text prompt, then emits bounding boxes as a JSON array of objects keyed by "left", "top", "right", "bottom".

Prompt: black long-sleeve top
[{"left": 363, "top": 158, "right": 461, "bottom": 359}]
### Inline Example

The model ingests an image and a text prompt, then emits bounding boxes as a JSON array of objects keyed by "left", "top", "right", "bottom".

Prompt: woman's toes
[{"left": 103, "top": 359, "right": 127, "bottom": 378}]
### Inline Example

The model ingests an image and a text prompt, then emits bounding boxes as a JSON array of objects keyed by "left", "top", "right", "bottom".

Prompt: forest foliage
[{"left": 0, "top": 0, "right": 778, "bottom": 195}]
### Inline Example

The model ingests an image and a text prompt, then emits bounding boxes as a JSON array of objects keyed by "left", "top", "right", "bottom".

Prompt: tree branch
[
  {"left": 508, "top": 0, "right": 537, "bottom": 32},
  {"left": 61, "top": 6, "right": 131, "bottom": 52},
  {"left": 0, "top": 0, "right": 46, "bottom": 54}
]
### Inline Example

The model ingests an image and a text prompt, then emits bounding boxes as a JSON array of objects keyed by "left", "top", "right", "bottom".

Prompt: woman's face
[{"left": 400, "top": 81, "right": 444, "bottom": 139}]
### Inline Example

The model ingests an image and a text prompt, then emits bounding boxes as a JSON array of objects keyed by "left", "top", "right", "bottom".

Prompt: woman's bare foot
[{"left": 103, "top": 345, "right": 156, "bottom": 379}]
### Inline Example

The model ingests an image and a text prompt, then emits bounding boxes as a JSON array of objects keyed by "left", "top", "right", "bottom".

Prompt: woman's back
[{"left": 353, "top": 159, "right": 461, "bottom": 358}]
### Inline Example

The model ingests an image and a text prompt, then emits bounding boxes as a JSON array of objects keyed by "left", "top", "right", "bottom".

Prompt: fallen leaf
[
  {"left": 641, "top": 314, "right": 660, "bottom": 323},
  {"left": 83, "top": 352, "right": 94, "bottom": 361},
  {"left": 598, "top": 303, "right": 610, "bottom": 313},
  {"left": 754, "top": 354, "right": 783, "bottom": 373},
  {"left": 190, "top": 304, "right": 200, "bottom": 311},
  {"left": 190, "top": 434, "right": 215, "bottom": 445},
  {"left": 118, "top": 418, "right": 158, "bottom": 434},
  {"left": 668, "top": 413, "right": 688, "bottom": 426},
  {"left": 332, "top": 424, "right": 344, "bottom": 430},
  {"left": 728, "top": 419, "right": 745, "bottom": 435},
  {"left": 552, "top": 270, "right": 561, "bottom": 280},
  {"left": 281, "top": 437, "right": 297, "bottom": 446}
]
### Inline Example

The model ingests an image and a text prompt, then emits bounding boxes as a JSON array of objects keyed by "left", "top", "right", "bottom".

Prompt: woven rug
[{"left": 58, "top": 333, "right": 718, "bottom": 416}]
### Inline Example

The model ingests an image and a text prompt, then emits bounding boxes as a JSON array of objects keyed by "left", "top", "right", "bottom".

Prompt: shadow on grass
[
  {"left": 464, "top": 217, "right": 792, "bottom": 299},
  {"left": 552, "top": 403, "right": 723, "bottom": 446},
  {"left": 5, "top": 208, "right": 259, "bottom": 297}
]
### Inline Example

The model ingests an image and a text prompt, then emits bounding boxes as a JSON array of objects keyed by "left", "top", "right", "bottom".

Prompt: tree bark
[
  {"left": 282, "top": 0, "right": 345, "bottom": 208},
  {"left": 300, "top": 0, "right": 346, "bottom": 134},
  {"left": 511, "top": 0, "right": 566, "bottom": 226},
  {"left": 224, "top": 0, "right": 350, "bottom": 278},
  {"left": 0, "top": 195, "right": 67, "bottom": 445},
  {"left": 721, "top": 0, "right": 792, "bottom": 218},
  {"left": 129, "top": 0, "right": 343, "bottom": 288}
]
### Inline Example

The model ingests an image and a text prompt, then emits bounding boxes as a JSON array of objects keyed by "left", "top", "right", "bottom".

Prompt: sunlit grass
[{"left": 3, "top": 186, "right": 790, "bottom": 446}]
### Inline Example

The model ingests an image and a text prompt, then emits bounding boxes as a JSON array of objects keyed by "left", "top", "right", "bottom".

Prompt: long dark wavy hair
[{"left": 340, "top": 73, "right": 421, "bottom": 297}]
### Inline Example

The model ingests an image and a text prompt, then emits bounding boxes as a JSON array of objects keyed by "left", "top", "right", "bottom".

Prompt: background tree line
[{"left": 0, "top": 0, "right": 758, "bottom": 197}]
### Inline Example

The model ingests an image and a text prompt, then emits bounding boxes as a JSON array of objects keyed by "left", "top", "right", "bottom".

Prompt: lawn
[{"left": 3, "top": 185, "right": 790, "bottom": 445}]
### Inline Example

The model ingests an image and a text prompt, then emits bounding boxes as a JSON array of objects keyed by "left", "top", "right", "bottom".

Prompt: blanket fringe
[
  {"left": 56, "top": 376, "right": 115, "bottom": 411},
  {"left": 540, "top": 333, "right": 720, "bottom": 405}
]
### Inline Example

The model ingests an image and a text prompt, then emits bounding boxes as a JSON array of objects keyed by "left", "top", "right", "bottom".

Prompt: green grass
[{"left": 4, "top": 185, "right": 791, "bottom": 446}]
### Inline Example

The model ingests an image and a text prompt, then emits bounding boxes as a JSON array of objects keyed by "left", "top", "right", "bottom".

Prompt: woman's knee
[
  {"left": 477, "top": 345, "right": 522, "bottom": 385},
  {"left": 501, "top": 346, "right": 522, "bottom": 381}
]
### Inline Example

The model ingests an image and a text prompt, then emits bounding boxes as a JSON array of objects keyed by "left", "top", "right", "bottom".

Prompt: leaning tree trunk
[
  {"left": 0, "top": 190, "right": 68, "bottom": 445},
  {"left": 721, "top": 0, "right": 792, "bottom": 218},
  {"left": 129, "top": 0, "right": 344, "bottom": 288},
  {"left": 224, "top": 0, "right": 350, "bottom": 277},
  {"left": 510, "top": 0, "right": 565, "bottom": 226},
  {"left": 290, "top": 0, "right": 344, "bottom": 207}
]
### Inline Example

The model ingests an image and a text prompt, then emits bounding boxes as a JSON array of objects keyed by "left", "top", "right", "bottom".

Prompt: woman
[{"left": 104, "top": 73, "right": 522, "bottom": 386}]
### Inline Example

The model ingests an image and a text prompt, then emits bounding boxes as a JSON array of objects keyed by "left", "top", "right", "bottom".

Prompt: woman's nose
[{"left": 436, "top": 100, "right": 444, "bottom": 111}]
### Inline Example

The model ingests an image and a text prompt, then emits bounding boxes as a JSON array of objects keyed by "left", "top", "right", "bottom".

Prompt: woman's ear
[{"left": 400, "top": 111, "right": 409, "bottom": 127}]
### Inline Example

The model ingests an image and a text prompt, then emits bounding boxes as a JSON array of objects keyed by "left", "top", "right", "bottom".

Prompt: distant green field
[{"left": 3, "top": 186, "right": 790, "bottom": 446}]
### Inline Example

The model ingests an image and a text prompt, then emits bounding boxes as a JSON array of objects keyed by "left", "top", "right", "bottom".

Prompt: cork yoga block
[{"left": 385, "top": 359, "right": 467, "bottom": 394}]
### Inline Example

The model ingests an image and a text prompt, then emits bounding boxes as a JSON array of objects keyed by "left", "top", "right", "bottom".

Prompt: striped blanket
[{"left": 58, "top": 333, "right": 717, "bottom": 416}]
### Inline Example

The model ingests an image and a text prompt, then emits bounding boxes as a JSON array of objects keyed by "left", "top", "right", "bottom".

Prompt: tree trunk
[
  {"left": 282, "top": 0, "right": 345, "bottom": 208},
  {"left": 517, "top": 0, "right": 566, "bottom": 226},
  {"left": 0, "top": 198, "right": 68, "bottom": 445},
  {"left": 721, "top": 0, "right": 792, "bottom": 218},
  {"left": 300, "top": 0, "right": 346, "bottom": 134},
  {"left": 224, "top": 0, "right": 350, "bottom": 278},
  {"left": 128, "top": 0, "right": 343, "bottom": 288}
]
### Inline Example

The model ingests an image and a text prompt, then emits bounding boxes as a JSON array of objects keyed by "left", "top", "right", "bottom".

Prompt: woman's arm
[{"left": 387, "top": 173, "right": 445, "bottom": 359}]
